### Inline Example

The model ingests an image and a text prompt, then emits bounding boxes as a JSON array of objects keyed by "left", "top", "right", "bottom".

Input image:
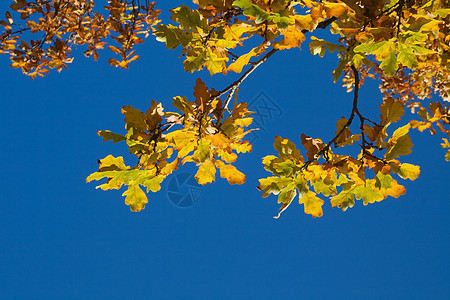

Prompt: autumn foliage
[{"left": 1, "top": 0, "right": 449, "bottom": 218}]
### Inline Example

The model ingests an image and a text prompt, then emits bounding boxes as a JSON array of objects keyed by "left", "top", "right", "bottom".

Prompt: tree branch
[
  {"left": 211, "top": 47, "right": 278, "bottom": 107},
  {"left": 323, "top": 65, "right": 360, "bottom": 158},
  {"left": 303, "top": 65, "right": 360, "bottom": 169},
  {"left": 213, "top": 48, "right": 278, "bottom": 125},
  {"left": 162, "top": 16, "right": 340, "bottom": 133}
]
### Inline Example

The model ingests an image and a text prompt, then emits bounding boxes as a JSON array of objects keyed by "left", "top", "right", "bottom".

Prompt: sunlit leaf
[
  {"left": 299, "top": 190, "right": 324, "bottom": 218},
  {"left": 122, "top": 185, "right": 148, "bottom": 212},
  {"left": 195, "top": 161, "right": 216, "bottom": 185}
]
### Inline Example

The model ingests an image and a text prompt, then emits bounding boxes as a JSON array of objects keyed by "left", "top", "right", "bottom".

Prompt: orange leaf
[{"left": 215, "top": 160, "right": 246, "bottom": 185}]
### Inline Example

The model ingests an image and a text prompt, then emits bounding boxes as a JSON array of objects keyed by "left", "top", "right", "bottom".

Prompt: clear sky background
[{"left": 1, "top": 1, "right": 449, "bottom": 299}]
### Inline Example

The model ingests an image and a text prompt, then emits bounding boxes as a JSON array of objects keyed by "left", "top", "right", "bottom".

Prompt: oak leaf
[
  {"left": 228, "top": 46, "right": 260, "bottom": 73},
  {"left": 380, "top": 98, "right": 405, "bottom": 125},
  {"left": 215, "top": 160, "right": 246, "bottom": 185},
  {"left": 273, "top": 27, "right": 305, "bottom": 50},
  {"left": 274, "top": 182, "right": 297, "bottom": 219},
  {"left": 122, "top": 185, "right": 148, "bottom": 212},
  {"left": 299, "top": 190, "right": 324, "bottom": 218},
  {"left": 195, "top": 161, "right": 216, "bottom": 185}
]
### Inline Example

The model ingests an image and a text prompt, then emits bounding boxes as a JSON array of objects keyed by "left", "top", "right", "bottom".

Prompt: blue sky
[{"left": 1, "top": 1, "right": 449, "bottom": 299}]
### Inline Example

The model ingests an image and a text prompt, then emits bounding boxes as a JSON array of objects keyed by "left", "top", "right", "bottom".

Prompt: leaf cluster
[
  {"left": 1, "top": 0, "right": 449, "bottom": 217},
  {"left": 0, "top": 0, "right": 160, "bottom": 78},
  {"left": 87, "top": 78, "right": 252, "bottom": 211}
]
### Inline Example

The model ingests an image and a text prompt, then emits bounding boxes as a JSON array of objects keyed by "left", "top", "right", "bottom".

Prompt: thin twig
[
  {"left": 324, "top": 65, "right": 360, "bottom": 155},
  {"left": 218, "top": 48, "right": 278, "bottom": 109},
  {"left": 161, "top": 17, "right": 339, "bottom": 133},
  {"left": 302, "top": 65, "right": 360, "bottom": 169}
]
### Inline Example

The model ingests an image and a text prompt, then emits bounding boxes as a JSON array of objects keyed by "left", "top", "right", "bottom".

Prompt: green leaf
[
  {"left": 386, "top": 134, "right": 413, "bottom": 160},
  {"left": 192, "top": 139, "right": 211, "bottom": 163},
  {"left": 330, "top": 187, "right": 355, "bottom": 212},
  {"left": 274, "top": 182, "right": 297, "bottom": 219},
  {"left": 354, "top": 184, "right": 384, "bottom": 206},
  {"left": 354, "top": 41, "right": 389, "bottom": 56},
  {"left": 170, "top": 5, "right": 208, "bottom": 31},
  {"left": 270, "top": 14, "right": 294, "bottom": 30},
  {"left": 434, "top": 9, "right": 450, "bottom": 18},
  {"left": 183, "top": 49, "right": 208, "bottom": 73},
  {"left": 408, "top": 44, "right": 436, "bottom": 55},
  {"left": 155, "top": 24, "right": 193, "bottom": 49},
  {"left": 274, "top": 160, "right": 298, "bottom": 176},
  {"left": 233, "top": 0, "right": 270, "bottom": 24},
  {"left": 374, "top": 174, "right": 406, "bottom": 198},
  {"left": 397, "top": 44, "right": 418, "bottom": 69},
  {"left": 258, "top": 176, "right": 292, "bottom": 198},
  {"left": 295, "top": 176, "right": 309, "bottom": 199},
  {"left": 139, "top": 175, "right": 164, "bottom": 193},
  {"left": 313, "top": 180, "right": 336, "bottom": 197},
  {"left": 380, "top": 48, "right": 398, "bottom": 76},
  {"left": 333, "top": 57, "right": 349, "bottom": 83},
  {"left": 375, "top": 173, "right": 393, "bottom": 190},
  {"left": 400, "top": 31, "right": 428, "bottom": 44},
  {"left": 351, "top": 54, "right": 363, "bottom": 69}
]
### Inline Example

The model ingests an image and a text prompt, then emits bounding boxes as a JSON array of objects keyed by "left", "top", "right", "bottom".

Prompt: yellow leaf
[
  {"left": 192, "top": 138, "right": 211, "bottom": 163},
  {"left": 205, "top": 133, "right": 230, "bottom": 148},
  {"left": 390, "top": 163, "right": 420, "bottom": 181},
  {"left": 141, "top": 175, "right": 164, "bottom": 193},
  {"left": 219, "top": 150, "right": 237, "bottom": 163},
  {"left": 391, "top": 124, "right": 411, "bottom": 141},
  {"left": 409, "top": 120, "right": 429, "bottom": 132},
  {"left": 161, "top": 157, "right": 180, "bottom": 176},
  {"left": 386, "top": 135, "right": 413, "bottom": 160},
  {"left": 352, "top": 54, "right": 364, "bottom": 69},
  {"left": 299, "top": 190, "right": 324, "bottom": 218},
  {"left": 371, "top": 178, "right": 406, "bottom": 198},
  {"left": 233, "top": 141, "right": 252, "bottom": 153},
  {"left": 330, "top": 187, "right": 355, "bottom": 211},
  {"left": 228, "top": 46, "right": 260, "bottom": 73},
  {"left": 98, "top": 155, "right": 129, "bottom": 171},
  {"left": 215, "top": 160, "right": 246, "bottom": 185},
  {"left": 234, "top": 117, "right": 253, "bottom": 127},
  {"left": 195, "top": 161, "right": 216, "bottom": 185},
  {"left": 293, "top": 14, "right": 314, "bottom": 32},
  {"left": 122, "top": 185, "right": 148, "bottom": 212},
  {"left": 206, "top": 49, "right": 228, "bottom": 75}
]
